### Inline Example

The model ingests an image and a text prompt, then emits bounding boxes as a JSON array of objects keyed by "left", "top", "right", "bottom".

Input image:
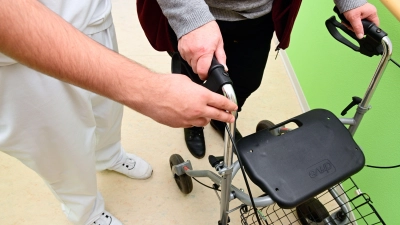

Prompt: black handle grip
[
  {"left": 202, "top": 57, "right": 233, "bottom": 93},
  {"left": 333, "top": 6, "right": 384, "bottom": 39},
  {"left": 326, "top": 7, "right": 387, "bottom": 57}
]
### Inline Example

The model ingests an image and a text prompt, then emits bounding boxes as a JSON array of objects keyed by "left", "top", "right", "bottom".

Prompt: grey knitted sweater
[{"left": 156, "top": 0, "right": 368, "bottom": 39}]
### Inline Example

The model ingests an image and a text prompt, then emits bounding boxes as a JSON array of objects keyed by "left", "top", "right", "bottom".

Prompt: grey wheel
[
  {"left": 169, "top": 154, "right": 193, "bottom": 194},
  {"left": 256, "top": 120, "right": 279, "bottom": 136}
]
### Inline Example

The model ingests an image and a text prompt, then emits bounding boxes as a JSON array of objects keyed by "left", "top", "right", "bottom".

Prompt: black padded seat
[{"left": 236, "top": 109, "right": 364, "bottom": 209}]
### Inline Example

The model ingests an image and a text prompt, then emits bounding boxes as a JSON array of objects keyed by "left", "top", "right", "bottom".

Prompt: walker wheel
[
  {"left": 256, "top": 120, "right": 279, "bottom": 136},
  {"left": 296, "top": 198, "right": 330, "bottom": 224},
  {"left": 169, "top": 154, "right": 193, "bottom": 194}
]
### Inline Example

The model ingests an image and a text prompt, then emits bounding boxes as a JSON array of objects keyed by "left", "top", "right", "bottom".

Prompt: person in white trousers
[{"left": 0, "top": 1, "right": 237, "bottom": 225}]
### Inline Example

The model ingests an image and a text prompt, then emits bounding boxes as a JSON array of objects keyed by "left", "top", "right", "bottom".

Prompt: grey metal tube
[
  {"left": 222, "top": 84, "right": 237, "bottom": 168},
  {"left": 220, "top": 84, "right": 238, "bottom": 225},
  {"left": 185, "top": 169, "right": 276, "bottom": 208},
  {"left": 232, "top": 186, "right": 275, "bottom": 207},
  {"left": 339, "top": 118, "right": 356, "bottom": 126},
  {"left": 359, "top": 37, "right": 392, "bottom": 108},
  {"left": 232, "top": 161, "right": 241, "bottom": 178},
  {"left": 185, "top": 169, "right": 222, "bottom": 184},
  {"left": 348, "top": 37, "right": 392, "bottom": 134}
]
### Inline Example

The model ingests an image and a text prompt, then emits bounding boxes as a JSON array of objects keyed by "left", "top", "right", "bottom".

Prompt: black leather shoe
[
  {"left": 210, "top": 120, "right": 242, "bottom": 143},
  {"left": 184, "top": 127, "right": 205, "bottom": 159}
]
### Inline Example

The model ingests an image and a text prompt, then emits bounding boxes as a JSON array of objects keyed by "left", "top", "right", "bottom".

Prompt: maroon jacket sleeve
[
  {"left": 272, "top": 0, "right": 302, "bottom": 50},
  {"left": 136, "top": 0, "right": 174, "bottom": 52}
]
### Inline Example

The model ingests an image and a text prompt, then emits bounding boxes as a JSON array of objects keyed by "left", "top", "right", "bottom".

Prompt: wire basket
[{"left": 239, "top": 177, "right": 385, "bottom": 225}]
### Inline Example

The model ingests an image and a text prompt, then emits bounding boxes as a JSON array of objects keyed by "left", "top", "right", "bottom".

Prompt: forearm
[
  {"left": 0, "top": 0, "right": 154, "bottom": 112},
  {"left": 156, "top": 0, "right": 214, "bottom": 39},
  {"left": 1, "top": 0, "right": 238, "bottom": 128},
  {"left": 334, "top": 0, "right": 368, "bottom": 13}
]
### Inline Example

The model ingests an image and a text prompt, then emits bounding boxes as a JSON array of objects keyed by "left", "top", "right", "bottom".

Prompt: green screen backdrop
[{"left": 286, "top": 0, "right": 400, "bottom": 224}]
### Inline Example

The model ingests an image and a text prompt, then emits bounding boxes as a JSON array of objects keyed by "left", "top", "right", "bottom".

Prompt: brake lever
[{"left": 325, "top": 16, "right": 359, "bottom": 51}]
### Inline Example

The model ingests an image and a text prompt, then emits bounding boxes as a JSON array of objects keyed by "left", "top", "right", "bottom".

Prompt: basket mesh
[{"left": 239, "top": 177, "right": 385, "bottom": 225}]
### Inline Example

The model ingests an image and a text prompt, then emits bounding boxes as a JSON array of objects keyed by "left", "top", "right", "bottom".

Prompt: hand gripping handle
[
  {"left": 325, "top": 7, "right": 388, "bottom": 57},
  {"left": 202, "top": 57, "right": 233, "bottom": 93}
]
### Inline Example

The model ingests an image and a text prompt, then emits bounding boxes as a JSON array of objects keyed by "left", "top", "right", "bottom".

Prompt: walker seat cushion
[{"left": 236, "top": 109, "right": 364, "bottom": 209}]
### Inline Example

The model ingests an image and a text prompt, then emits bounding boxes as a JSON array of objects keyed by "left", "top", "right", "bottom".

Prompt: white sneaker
[
  {"left": 93, "top": 211, "right": 122, "bottom": 225},
  {"left": 109, "top": 153, "right": 153, "bottom": 179}
]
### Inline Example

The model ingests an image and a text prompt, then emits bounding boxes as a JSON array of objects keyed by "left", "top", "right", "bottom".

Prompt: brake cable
[
  {"left": 224, "top": 125, "right": 264, "bottom": 225},
  {"left": 390, "top": 58, "right": 400, "bottom": 68}
]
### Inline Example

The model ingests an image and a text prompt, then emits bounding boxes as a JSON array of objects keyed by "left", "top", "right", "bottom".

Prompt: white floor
[{"left": 0, "top": 1, "right": 303, "bottom": 224}]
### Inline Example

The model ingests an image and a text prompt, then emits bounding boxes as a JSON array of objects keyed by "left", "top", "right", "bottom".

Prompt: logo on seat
[{"left": 308, "top": 159, "right": 336, "bottom": 179}]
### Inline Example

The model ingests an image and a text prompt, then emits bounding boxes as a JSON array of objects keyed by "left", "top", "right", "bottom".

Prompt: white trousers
[{"left": 0, "top": 24, "right": 126, "bottom": 225}]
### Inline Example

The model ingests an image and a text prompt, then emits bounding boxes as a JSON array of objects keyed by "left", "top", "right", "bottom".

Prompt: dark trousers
[{"left": 169, "top": 13, "right": 274, "bottom": 112}]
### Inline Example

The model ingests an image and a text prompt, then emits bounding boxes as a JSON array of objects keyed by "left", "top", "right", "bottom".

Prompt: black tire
[
  {"left": 256, "top": 120, "right": 279, "bottom": 136},
  {"left": 296, "top": 198, "right": 330, "bottom": 224},
  {"left": 169, "top": 154, "right": 193, "bottom": 194}
]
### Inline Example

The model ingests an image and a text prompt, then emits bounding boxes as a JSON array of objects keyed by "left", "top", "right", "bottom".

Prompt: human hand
[
  {"left": 343, "top": 3, "right": 380, "bottom": 39},
  {"left": 178, "top": 21, "right": 226, "bottom": 80},
  {"left": 143, "top": 74, "right": 237, "bottom": 128}
]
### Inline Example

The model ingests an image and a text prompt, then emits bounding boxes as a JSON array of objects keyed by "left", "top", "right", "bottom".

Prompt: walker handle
[
  {"left": 202, "top": 57, "right": 233, "bottom": 93},
  {"left": 325, "top": 7, "right": 387, "bottom": 57}
]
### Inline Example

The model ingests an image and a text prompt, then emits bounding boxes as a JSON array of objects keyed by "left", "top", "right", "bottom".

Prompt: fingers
[
  {"left": 214, "top": 41, "right": 228, "bottom": 71},
  {"left": 189, "top": 117, "right": 211, "bottom": 128},
  {"left": 181, "top": 99, "right": 235, "bottom": 128},
  {"left": 185, "top": 106, "right": 234, "bottom": 128},
  {"left": 182, "top": 104, "right": 234, "bottom": 128},
  {"left": 341, "top": 22, "right": 354, "bottom": 32},
  {"left": 344, "top": 7, "right": 365, "bottom": 39},
  {"left": 196, "top": 53, "right": 214, "bottom": 80},
  {"left": 343, "top": 3, "right": 379, "bottom": 39},
  {"left": 186, "top": 88, "right": 237, "bottom": 126},
  {"left": 207, "top": 92, "right": 238, "bottom": 112},
  {"left": 204, "top": 106, "right": 236, "bottom": 124},
  {"left": 366, "top": 11, "right": 380, "bottom": 27},
  {"left": 205, "top": 92, "right": 238, "bottom": 123},
  {"left": 195, "top": 45, "right": 227, "bottom": 79},
  {"left": 348, "top": 18, "right": 364, "bottom": 39},
  {"left": 177, "top": 21, "right": 226, "bottom": 79},
  {"left": 149, "top": 75, "right": 237, "bottom": 128}
]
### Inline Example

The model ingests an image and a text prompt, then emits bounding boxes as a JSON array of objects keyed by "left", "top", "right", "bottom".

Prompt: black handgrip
[
  {"left": 333, "top": 7, "right": 380, "bottom": 37},
  {"left": 202, "top": 57, "right": 233, "bottom": 93},
  {"left": 326, "top": 7, "right": 388, "bottom": 57},
  {"left": 334, "top": 6, "right": 387, "bottom": 42}
]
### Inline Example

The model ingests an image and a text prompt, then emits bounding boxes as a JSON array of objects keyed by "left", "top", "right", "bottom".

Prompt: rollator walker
[{"left": 169, "top": 11, "right": 395, "bottom": 225}]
